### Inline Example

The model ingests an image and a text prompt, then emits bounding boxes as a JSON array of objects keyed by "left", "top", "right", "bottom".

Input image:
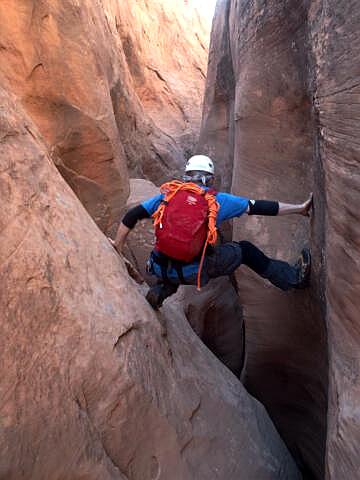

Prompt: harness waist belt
[
  {"left": 152, "top": 251, "right": 188, "bottom": 267},
  {"left": 152, "top": 251, "right": 188, "bottom": 284}
]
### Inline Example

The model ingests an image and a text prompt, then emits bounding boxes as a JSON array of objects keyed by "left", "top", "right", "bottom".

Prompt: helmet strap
[{"left": 183, "top": 172, "right": 213, "bottom": 186}]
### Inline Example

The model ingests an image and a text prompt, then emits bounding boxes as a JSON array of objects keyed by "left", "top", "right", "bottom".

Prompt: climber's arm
[
  {"left": 247, "top": 193, "right": 313, "bottom": 217},
  {"left": 111, "top": 222, "right": 130, "bottom": 253},
  {"left": 110, "top": 205, "right": 150, "bottom": 253},
  {"left": 247, "top": 200, "right": 279, "bottom": 216},
  {"left": 278, "top": 193, "right": 313, "bottom": 216}
]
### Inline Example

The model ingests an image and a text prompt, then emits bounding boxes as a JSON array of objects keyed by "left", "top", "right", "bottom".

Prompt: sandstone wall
[
  {"left": 197, "top": 0, "right": 235, "bottom": 191},
  {"left": 198, "top": 0, "right": 359, "bottom": 478},
  {"left": 309, "top": 2, "right": 360, "bottom": 478},
  {"left": 109, "top": 0, "right": 210, "bottom": 183},
  {"left": 229, "top": 3, "right": 327, "bottom": 478},
  {"left": 0, "top": 0, "right": 209, "bottom": 231},
  {"left": 0, "top": 87, "right": 301, "bottom": 480}
]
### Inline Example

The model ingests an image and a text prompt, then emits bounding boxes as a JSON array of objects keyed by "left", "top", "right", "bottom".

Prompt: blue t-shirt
[
  {"left": 142, "top": 191, "right": 249, "bottom": 225},
  {"left": 141, "top": 189, "right": 249, "bottom": 280}
]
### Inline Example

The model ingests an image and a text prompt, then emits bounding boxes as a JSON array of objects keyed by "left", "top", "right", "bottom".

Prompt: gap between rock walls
[{"left": 194, "top": 2, "right": 331, "bottom": 480}]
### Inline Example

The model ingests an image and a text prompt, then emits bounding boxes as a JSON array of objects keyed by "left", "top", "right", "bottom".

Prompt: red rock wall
[
  {"left": 0, "top": 0, "right": 130, "bottom": 231},
  {"left": 109, "top": 0, "right": 210, "bottom": 182},
  {"left": 0, "top": 0, "right": 209, "bottom": 231},
  {"left": 229, "top": 2, "right": 328, "bottom": 478},
  {"left": 0, "top": 87, "right": 301, "bottom": 480},
  {"left": 309, "top": 1, "right": 360, "bottom": 478},
  {"left": 197, "top": 0, "right": 235, "bottom": 191},
  {"left": 201, "top": 0, "right": 360, "bottom": 478}
]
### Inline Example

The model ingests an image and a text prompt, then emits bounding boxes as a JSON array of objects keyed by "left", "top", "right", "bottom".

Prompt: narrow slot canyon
[{"left": 0, "top": 1, "right": 359, "bottom": 479}]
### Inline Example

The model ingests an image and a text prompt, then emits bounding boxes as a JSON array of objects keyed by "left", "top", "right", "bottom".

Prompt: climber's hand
[
  {"left": 108, "top": 236, "right": 124, "bottom": 253},
  {"left": 108, "top": 237, "right": 144, "bottom": 284},
  {"left": 108, "top": 236, "right": 120, "bottom": 252},
  {"left": 122, "top": 256, "right": 144, "bottom": 284},
  {"left": 300, "top": 193, "right": 313, "bottom": 217}
]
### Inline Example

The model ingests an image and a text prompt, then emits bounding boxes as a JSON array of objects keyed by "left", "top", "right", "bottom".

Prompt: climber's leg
[
  {"left": 145, "top": 252, "right": 182, "bottom": 309},
  {"left": 203, "top": 242, "right": 244, "bottom": 279},
  {"left": 146, "top": 281, "right": 179, "bottom": 310},
  {"left": 145, "top": 242, "right": 311, "bottom": 309},
  {"left": 237, "top": 241, "right": 311, "bottom": 290},
  {"left": 204, "top": 241, "right": 310, "bottom": 291}
]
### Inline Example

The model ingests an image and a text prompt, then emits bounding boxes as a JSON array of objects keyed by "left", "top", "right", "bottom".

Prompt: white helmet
[{"left": 185, "top": 155, "right": 214, "bottom": 175}]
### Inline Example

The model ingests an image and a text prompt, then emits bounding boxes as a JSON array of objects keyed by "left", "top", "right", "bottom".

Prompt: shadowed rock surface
[
  {"left": 309, "top": 2, "right": 360, "bottom": 478},
  {"left": 180, "top": 277, "right": 246, "bottom": 379},
  {"left": 0, "top": 0, "right": 209, "bottom": 230},
  {"left": 0, "top": 87, "right": 301, "bottom": 479},
  {"left": 199, "top": 0, "right": 360, "bottom": 479},
  {"left": 229, "top": 2, "right": 327, "bottom": 478}
]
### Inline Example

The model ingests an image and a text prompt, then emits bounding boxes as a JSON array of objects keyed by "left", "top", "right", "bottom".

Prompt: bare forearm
[
  {"left": 110, "top": 204, "right": 150, "bottom": 253},
  {"left": 278, "top": 193, "right": 313, "bottom": 216},
  {"left": 278, "top": 202, "right": 305, "bottom": 215},
  {"left": 247, "top": 193, "right": 313, "bottom": 217},
  {"left": 114, "top": 222, "right": 130, "bottom": 252}
]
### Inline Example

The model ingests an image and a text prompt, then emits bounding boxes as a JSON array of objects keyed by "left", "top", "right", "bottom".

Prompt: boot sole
[{"left": 296, "top": 248, "right": 311, "bottom": 288}]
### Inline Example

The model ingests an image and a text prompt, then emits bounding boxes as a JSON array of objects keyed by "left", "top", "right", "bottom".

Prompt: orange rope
[
  {"left": 152, "top": 181, "right": 219, "bottom": 290},
  {"left": 153, "top": 181, "right": 185, "bottom": 228}
]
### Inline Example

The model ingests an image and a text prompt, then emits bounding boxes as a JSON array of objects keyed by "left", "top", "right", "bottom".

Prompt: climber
[{"left": 110, "top": 155, "right": 313, "bottom": 309}]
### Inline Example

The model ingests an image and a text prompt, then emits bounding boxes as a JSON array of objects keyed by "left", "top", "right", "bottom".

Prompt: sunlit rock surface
[
  {"left": 0, "top": 0, "right": 209, "bottom": 230},
  {"left": 0, "top": 88, "right": 301, "bottom": 480},
  {"left": 197, "top": 0, "right": 235, "bottom": 191},
  {"left": 114, "top": 0, "right": 210, "bottom": 181}
]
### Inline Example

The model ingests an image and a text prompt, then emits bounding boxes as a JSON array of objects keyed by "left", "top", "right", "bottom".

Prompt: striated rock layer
[
  {"left": 0, "top": 88, "right": 301, "bottom": 479},
  {"left": 0, "top": 0, "right": 209, "bottom": 230},
  {"left": 199, "top": 1, "right": 335, "bottom": 478},
  {"left": 197, "top": 0, "right": 235, "bottom": 191},
  {"left": 201, "top": 0, "right": 360, "bottom": 478},
  {"left": 228, "top": 2, "right": 328, "bottom": 478},
  {"left": 309, "top": 2, "right": 360, "bottom": 478}
]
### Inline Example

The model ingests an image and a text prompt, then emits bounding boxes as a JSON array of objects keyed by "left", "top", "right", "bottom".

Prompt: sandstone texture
[
  {"left": 121, "top": 179, "right": 158, "bottom": 285},
  {"left": 228, "top": 3, "right": 327, "bottom": 478},
  {"left": 181, "top": 277, "right": 246, "bottom": 378},
  {"left": 0, "top": 0, "right": 209, "bottom": 231},
  {"left": 0, "top": 88, "right": 302, "bottom": 479},
  {"left": 0, "top": 0, "right": 129, "bottom": 232},
  {"left": 197, "top": 0, "right": 235, "bottom": 191},
  {"left": 309, "top": 2, "right": 360, "bottom": 478},
  {"left": 199, "top": 2, "right": 327, "bottom": 477},
  {"left": 197, "top": 0, "right": 360, "bottom": 478},
  {"left": 113, "top": 0, "right": 210, "bottom": 181}
]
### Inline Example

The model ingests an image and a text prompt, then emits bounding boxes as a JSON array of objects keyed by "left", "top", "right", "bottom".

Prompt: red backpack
[{"left": 152, "top": 181, "right": 219, "bottom": 267}]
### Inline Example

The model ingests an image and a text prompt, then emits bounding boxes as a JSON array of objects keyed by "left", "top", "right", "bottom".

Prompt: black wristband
[
  {"left": 122, "top": 205, "right": 150, "bottom": 229},
  {"left": 248, "top": 200, "right": 279, "bottom": 216}
]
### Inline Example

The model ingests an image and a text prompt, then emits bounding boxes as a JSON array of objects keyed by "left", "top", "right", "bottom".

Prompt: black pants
[
  {"left": 150, "top": 241, "right": 299, "bottom": 294},
  {"left": 203, "top": 241, "right": 299, "bottom": 291}
]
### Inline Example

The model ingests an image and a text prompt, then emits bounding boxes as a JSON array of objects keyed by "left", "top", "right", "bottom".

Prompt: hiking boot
[
  {"left": 293, "top": 248, "right": 311, "bottom": 289},
  {"left": 146, "top": 282, "right": 178, "bottom": 310}
]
